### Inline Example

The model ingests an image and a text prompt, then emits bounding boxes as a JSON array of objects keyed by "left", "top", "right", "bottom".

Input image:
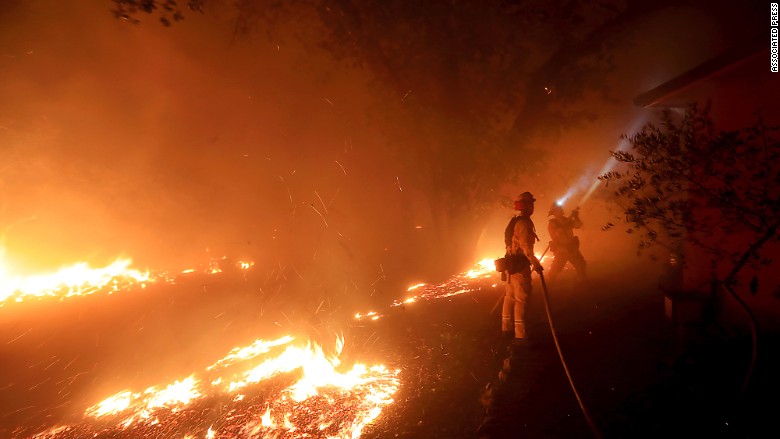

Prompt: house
[
  {"left": 635, "top": 34, "right": 778, "bottom": 129},
  {"left": 634, "top": 34, "right": 780, "bottom": 332}
]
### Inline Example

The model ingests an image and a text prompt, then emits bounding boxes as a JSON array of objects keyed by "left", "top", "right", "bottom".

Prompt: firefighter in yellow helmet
[
  {"left": 502, "top": 192, "right": 544, "bottom": 340},
  {"left": 547, "top": 203, "right": 586, "bottom": 282}
]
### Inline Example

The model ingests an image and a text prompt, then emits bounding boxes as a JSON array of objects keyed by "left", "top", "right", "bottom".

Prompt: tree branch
[{"left": 724, "top": 222, "right": 779, "bottom": 285}]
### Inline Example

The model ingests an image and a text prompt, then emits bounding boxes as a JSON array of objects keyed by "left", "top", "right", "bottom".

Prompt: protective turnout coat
[
  {"left": 502, "top": 214, "right": 537, "bottom": 338},
  {"left": 547, "top": 213, "right": 586, "bottom": 281}
]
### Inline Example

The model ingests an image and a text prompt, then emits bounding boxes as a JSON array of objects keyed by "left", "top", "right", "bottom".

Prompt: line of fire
[
  {"left": 1, "top": 1, "right": 779, "bottom": 438},
  {"left": 2, "top": 255, "right": 500, "bottom": 438}
]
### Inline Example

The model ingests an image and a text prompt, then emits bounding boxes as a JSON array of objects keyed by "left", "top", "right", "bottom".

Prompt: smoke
[
  {"left": 578, "top": 113, "right": 651, "bottom": 207},
  {"left": 1, "top": 0, "right": 751, "bottom": 285},
  {"left": 0, "top": 10, "right": 499, "bottom": 371},
  {"left": 2, "top": 3, "right": 763, "bottom": 435}
]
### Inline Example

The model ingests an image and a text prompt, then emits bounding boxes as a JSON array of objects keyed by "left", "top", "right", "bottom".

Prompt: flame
[
  {"left": 0, "top": 257, "right": 150, "bottom": 305},
  {"left": 0, "top": 250, "right": 256, "bottom": 307},
  {"left": 352, "top": 255, "right": 555, "bottom": 322},
  {"left": 84, "top": 377, "right": 201, "bottom": 426},
  {"left": 206, "top": 335, "right": 296, "bottom": 371},
  {"left": 354, "top": 311, "right": 379, "bottom": 321},
  {"left": 40, "top": 335, "right": 399, "bottom": 438},
  {"left": 144, "top": 376, "right": 200, "bottom": 410},
  {"left": 7, "top": 253, "right": 398, "bottom": 438},
  {"left": 465, "top": 258, "right": 495, "bottom": 279},
  {"left": 207, "top": 260, "right": 222, "bottom": 274},
  {"left": 84, "top": 391, "right": 133, "bottom": 418},
  {"left": 355, "top": 258, "right": 499, "bottom": 321},
  {"left": 261, "top": 406, "right": 275, "bottom": 427}
]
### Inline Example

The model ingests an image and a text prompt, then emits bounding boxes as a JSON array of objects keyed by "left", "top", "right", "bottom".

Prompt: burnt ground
[
  {"left": 1, "top": 266, "right": 779, "bottom": 438},
  {"left": 348, "top": 269, "right": 780, "bottom": 439}
]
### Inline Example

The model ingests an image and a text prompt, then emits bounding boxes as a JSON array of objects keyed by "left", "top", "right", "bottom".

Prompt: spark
[
  {"left": 7, "top": 328, "right": 32, "bottom": 344},
  {"left": 334, "top": 160, "right": 347, "bottom": 176},
  {"left": 43, "top": 358, "right": 60, "bottom": 372},
  {"left": 396, "top": 176, "right": 403, "bottom": 191},
  {"left": 279, "top": 176, "right": 294, "bottom": 205},
  {"left": 314, "top": 191, "right": 329, "bottom": 215},
  {"left": 306, "top": 203, "right": 329, "bottom": 227},
  {"left": 28, "top": 377, "right": 51, "bottom": 391},
  {"left": 328, "top": 187, "right": 341, "bottom": 208},
  {"left": 62, "top": 357, "right": 78, "bottom": 371}
]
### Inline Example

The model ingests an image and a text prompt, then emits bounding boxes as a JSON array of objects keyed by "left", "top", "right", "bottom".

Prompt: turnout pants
[
  {"left": 501, "top": 268, "right": 532, "bottom": 339},
  {"left": 548, "top": 247, "right": 586, "bottom": 281}
]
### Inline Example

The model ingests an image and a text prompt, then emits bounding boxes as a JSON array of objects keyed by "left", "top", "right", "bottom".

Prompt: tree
[
  {"left": 107, "top": 0, "right": 766, "bottom": 265},
  {"left": 197, "top": 0, "right": 635, "bottom": 257},
  {"left": 110, "top": 0, "right": 204, "bottom": 26},
  {"left": 599, "top": 104, "right": 780, "bottom": 390}
]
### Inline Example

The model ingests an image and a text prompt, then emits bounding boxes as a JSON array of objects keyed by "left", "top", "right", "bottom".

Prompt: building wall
[
  {"left": 649, "top": 48, "right": 780, "bottom": 331},
  {"left": 655, "top": 49, "right": 780, "bottom": 128}
]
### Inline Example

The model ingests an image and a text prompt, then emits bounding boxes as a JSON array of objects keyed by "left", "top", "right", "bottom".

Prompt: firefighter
[
  {"left": 501, "top": 203, "right": 521, "bottom": 281},
  {"left": 547, "top": 204, "right": 586, "bottom": 282},
  {"left": 502, "top": 192, "right": 544, "bottom": 340}
]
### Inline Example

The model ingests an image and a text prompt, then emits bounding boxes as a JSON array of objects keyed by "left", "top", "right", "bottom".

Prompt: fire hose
[
  {"left": 489, "top": 244, "right": 601, "bottom": 438},
  {"left": 538, "top": 271, "right": 602, "bottom": 439}
]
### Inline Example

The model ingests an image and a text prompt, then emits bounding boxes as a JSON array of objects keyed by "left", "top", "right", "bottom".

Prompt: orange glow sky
[{"left": 0, "top": 0, "right": 761, "bottom": 296}]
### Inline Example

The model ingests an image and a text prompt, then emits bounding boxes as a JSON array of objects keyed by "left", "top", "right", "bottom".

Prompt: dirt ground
[{"left": 1, "top": 266, "right": 778, "bottom": 438}]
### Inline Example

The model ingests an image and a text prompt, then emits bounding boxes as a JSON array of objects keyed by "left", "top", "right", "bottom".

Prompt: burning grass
[
  {"left": 5, "top": 253, "right": 511, "bottom": 438},
  {"left": 32, "top": 335, "right": 399, "bottom": 439}
]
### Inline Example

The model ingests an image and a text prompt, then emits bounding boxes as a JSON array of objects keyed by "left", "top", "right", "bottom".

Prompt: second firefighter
[{"left": 547, "top": 204, "right": 587, "bottom": 282}]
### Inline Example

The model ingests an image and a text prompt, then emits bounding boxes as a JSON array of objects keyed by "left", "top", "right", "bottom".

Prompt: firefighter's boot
[
  {"left": 501, "top": 316, "right": 513, "bottom": 333},
  {"left": 514, "top": 320, "right": 527, "bottom": 339}
]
